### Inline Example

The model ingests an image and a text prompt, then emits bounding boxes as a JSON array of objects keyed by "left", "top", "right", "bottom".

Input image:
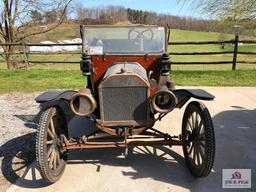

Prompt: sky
[{"left": 77, "top": 0, "right": 204, "bottom": 18}]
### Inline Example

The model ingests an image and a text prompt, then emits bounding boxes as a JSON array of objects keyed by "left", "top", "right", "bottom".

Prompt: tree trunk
[
  {"left": 5, "top": 54, "right": 11, "bottom": 69},
  {"left": 5, "top": 45, "right": 16, "bottom": 69}
]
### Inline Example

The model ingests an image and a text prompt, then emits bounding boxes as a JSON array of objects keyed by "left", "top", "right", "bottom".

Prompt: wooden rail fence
[
  {"left": 168, "top": 37, "right": 256, "bottom": 70},
  {"left": 0, "top": 36, "right": 255, "bottom": 70}
]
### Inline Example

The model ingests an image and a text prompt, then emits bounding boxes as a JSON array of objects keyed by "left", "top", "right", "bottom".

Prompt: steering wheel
[{"left": 128, "top": 28, "right": 154, "bottom": 46}]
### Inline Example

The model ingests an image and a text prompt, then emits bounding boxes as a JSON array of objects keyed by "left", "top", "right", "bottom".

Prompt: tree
[
  {"left": 30, "top": 10, "right": 43, "bottom": 24},
  {"left": 0, "top": 0, "right": 72, "bottom": 69},
  {"left": 179, "top": 0, "right": 256, "bottom": 20},
  {"left": 76, "top": 5, "right": 128, "bottom": 25},
  {"left": 45, "top": 10, "right": 58, "bottom": 23}
]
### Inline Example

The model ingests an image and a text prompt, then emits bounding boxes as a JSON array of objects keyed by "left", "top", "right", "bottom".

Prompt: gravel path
[
  {"left": 0, "top": 93, "right": 40, "bottom": 146},
  {"left": 0, "top": 93, "right": 40, "bottom": 192}
]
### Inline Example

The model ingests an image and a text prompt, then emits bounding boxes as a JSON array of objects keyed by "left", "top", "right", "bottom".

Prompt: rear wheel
[
  {"left": 182, "top": 101, "right": 215, "bottom": 177},
  {"left": 36, "top": 107, "right": 68, "bottom": 183}
]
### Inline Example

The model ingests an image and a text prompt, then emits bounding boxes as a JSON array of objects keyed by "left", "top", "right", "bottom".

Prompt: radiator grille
[
  {"left": 99, "top": 62, "right": 150, "bottom": 125},
  {"left": 101, "top": 87, "right": 148, "bottom": 121}
]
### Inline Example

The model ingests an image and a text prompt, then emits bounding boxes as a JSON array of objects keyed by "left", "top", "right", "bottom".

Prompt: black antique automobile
[{"left": 35, "top": 25, "right": 215, "bottom": 183}]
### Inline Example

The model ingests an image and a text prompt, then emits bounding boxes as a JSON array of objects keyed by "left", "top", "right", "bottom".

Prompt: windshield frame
[{"left": 81, "top": 25, "right": 167, "bottom": 55}]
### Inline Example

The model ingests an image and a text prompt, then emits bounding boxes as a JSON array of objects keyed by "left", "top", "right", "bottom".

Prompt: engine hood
[{"left": 103, "top": 62, "right": 148, "bottom": 82}]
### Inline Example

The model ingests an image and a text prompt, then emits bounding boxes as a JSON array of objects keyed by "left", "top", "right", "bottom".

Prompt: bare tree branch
[
  {"left": 16, "top": 0, "right": 72, "bottom": 42},
  {"left": 179, "top": 0, "right": 256, "bottom": 20},
  {"left": 0, "top": 0, "right": 73, "bottom": 68}
]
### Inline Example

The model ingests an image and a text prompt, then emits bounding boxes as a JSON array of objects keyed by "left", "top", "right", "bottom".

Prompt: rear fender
[{"left": 173, "top": 89, "right": 214, "bottom": 108}]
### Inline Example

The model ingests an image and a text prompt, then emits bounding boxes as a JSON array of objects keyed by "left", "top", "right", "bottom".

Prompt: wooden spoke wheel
[
  {"left": 36, "top": 107, "right": 68, "bottom": 183},
  {"left": 182, "top": 101, "right": 215, "bottom": 177}
]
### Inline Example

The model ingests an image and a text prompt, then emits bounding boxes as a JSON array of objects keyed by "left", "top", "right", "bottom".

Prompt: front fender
[
  {"left": 35, "top": 90, "right": 77, "bottom": 103},
  {"left": 35, "top": 90, "right": 77, "bottom": 122},
  {"left": 173, "top": 89, "right": 214, "bottom": 108}
]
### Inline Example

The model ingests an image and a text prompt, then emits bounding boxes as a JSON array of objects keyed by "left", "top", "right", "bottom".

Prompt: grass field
[{"left": 0, "top": 69, "right": 255, "bottom": 93}]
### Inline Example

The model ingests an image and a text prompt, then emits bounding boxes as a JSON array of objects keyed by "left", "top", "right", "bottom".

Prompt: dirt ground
[{"left": 1, "top": 87, "right": 256, "bottom": 192}]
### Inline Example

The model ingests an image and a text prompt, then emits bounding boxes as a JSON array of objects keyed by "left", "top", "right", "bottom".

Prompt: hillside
[
  {"left": 28, "top": 22, "right": 234, "bottom": 42},
  {"left": 28, "top": 22, "right": 80, "bottom": 43}
]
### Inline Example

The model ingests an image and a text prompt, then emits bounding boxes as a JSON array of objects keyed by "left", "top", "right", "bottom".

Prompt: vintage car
[{"left": 35, "top": 25, "right": 215, "bottom": 183}]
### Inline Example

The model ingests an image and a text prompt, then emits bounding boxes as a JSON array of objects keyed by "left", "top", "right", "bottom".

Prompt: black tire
[
  {"left": 36, "top": 107, "right": 68, "bottom": 183},
  {"left": 182, "top": 101, "right": 215, "bottom": 177}
]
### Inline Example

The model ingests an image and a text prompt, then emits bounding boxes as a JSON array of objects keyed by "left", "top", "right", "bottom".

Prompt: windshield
[{"left": 82, "top": 26, "right": 166, "bottom": 55}]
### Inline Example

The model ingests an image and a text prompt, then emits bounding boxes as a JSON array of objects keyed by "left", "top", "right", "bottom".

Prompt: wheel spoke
[
  {"left": 47, "top": 140, "right": 54, "bottom": 145},
  {"left": 49, "top": 149, "right": 55, "bottom": 168},
  {"left": 56, "top": 150, "right": 61, "bottom": 166},
  {"left": 198, "top": 125, "right": 204, "bottom": 137},
  {"left": 47, "top": 146, "right": 54, "bottom": 157},
  {"left": 200, "top": 141, "right": 205, "bottom": 148},
  {"left": 47, "top": 129, "right": 54, "bottom": 139},
  {"left": 188, "top": 142, "right": 195, "bottom": 155},
  {"left": 53, "top": 149, "right": 57, "bottom": 170},
  {"left": 194, "top": 143, "right": 200, "bottom": 165},
  {"left": 194, "top": 112, "right": 197, "bottom": 127},
  {"left": 192, "top": 144, "right": 197, "bottom": 162},
  {"left": 186, "top": 124, "right": 190, "bottom": 132},
  {"left": 50, "top": 119, "right": 55, "bottom": 135},
  {"left": 198, "top": 143, "right": 204, "bottom": 159},
  {"left": 198, "top": 119, "right": 203, "bottom": 130},
  {"left": 198, "top": 133, "right": 205, "bottom": 140},
  {"left": 195, "top": 113, "right": 199, "bottom": 128},
  {"left": 191, "top": 112, "right": 195, "bottom": 129},
  {"left": 196, "top": 150, "right": 200, "bottom": 165},
  {"left": 188, "top": 117, "right": 193, "bottom": 131}
]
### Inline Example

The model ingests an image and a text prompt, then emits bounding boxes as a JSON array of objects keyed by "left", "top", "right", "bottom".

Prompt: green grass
[
  {"left": 0, "top": 70, "right": 85, "bottom": 93},
  {"left": 170, "top": 29, "right": 233, "bottom": 42},
  {"left": 172, "top": 70, "right": 256, "bottom": 86},
  {"left": 0, "top": 69, "right": 255, "bottom": 93}
]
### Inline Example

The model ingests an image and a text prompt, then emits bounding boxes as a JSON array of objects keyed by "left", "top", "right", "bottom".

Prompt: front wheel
[
  {"left": 182, "top": 101, "right": 215, "bottom": 177},
  {"left": 36, "top": 107, "right": 68, "bottom": 183}
]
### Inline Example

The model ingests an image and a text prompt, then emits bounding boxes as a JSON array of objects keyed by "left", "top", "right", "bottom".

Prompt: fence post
[
  {"left": 23, "top": 43, "right": 29, "bottom": 69},
  {"left": 232, "top": 34, "right": 239, "bottom": 70}
]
